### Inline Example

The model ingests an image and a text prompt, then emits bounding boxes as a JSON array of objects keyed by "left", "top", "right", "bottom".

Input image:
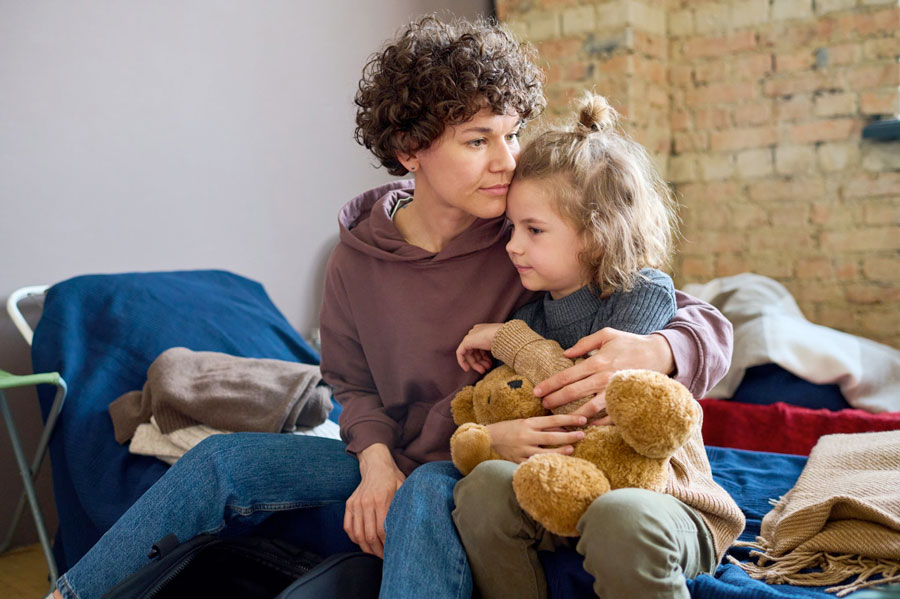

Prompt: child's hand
[
  {"left": 485, "top": 414, "right": 588, "bottom": 462},
  {"left": 455, "top": 323, "right": 503, "bottom": 373}
]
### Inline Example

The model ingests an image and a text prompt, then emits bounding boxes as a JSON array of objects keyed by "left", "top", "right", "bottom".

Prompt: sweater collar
[{"left": 541, "top": 286, "right": 602, "bottom": 330}]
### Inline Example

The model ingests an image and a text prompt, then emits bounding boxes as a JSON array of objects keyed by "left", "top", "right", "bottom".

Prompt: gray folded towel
[{"left": 109, "top": 347, "right": 332, "bottom": 444}]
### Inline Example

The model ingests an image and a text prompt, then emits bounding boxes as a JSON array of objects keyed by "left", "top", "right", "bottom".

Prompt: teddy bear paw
[
  {"left": 606, "top": 369, "right": 700, "bottom": 459},
  {"left": 512, "top": 453, "right": 610, "bottom": 537},
  {"left": 450, "top": 423, "right": 495, "bottom": 475}
]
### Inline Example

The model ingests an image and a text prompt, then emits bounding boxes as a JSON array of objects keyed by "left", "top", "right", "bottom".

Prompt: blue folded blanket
[{"left": 32, "top": 270, "right": 321, "bottom": 570}]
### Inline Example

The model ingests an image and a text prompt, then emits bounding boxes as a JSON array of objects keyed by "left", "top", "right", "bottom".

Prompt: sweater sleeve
[
  {"left": 319, "top": 251, "right": 399, "bottom": 456},
  {"left": 656, "top": 289, "right": 733, "bottom": 398},
  {"left": 602, "top": 270, "right": 677, "bottom": 335}
]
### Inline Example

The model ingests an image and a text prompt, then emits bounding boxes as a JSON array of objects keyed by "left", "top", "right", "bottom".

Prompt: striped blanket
[{"left": 734, "top": 430, "right": 900, "bottom": 596}]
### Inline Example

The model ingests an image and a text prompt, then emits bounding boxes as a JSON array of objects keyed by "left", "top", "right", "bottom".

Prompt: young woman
[{"left": 49, "top": 16, "right": 732, "bottom": 599}]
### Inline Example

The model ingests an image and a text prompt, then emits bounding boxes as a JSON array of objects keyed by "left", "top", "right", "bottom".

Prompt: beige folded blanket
[
  {"left": 109, "top": 347, "right": 332, "bottom": 444},
  {"left": 733, "top": 430, "right": 900, "bottom": 596},
  {"left": 131, "top": 417, "right": 223, "bottom": 464},
  {"left": 129, "top": 416, "right": 342, "bottom": 465}
]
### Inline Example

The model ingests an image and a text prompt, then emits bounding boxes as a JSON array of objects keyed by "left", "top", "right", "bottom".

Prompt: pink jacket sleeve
[{"left": 657, "top": 290, "right": 733, "bottom": 398}]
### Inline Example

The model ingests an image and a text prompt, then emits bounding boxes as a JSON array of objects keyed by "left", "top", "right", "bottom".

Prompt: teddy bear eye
[{"left": 508, "top": 379, "right": 524, "bottom": 389}]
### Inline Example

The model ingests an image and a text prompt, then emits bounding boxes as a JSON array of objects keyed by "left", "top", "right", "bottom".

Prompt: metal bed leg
[
  {"left": 2, "top": 381, "right": 68, "bottom": 558},
  {"left": 0, "top": 379, "right": 66, "bottom": 584}
]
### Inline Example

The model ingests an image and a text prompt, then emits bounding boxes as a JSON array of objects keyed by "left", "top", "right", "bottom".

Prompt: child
[{"left": 451, "top": 93, "right": 744, "bottom": 599}]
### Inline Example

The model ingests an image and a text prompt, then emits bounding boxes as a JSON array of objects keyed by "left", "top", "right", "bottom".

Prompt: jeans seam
[
  {"left": 224, "top": 499, "right": 341, "bottom": 515},
  {"left": 453, "top": 535, "right": 468, "bottom": 599},
  {"left": 58, "top": 573, "right": 78, "bottom": 599},
  {"left": 199, "top": 521, "right": 228, "bottom": 536}
]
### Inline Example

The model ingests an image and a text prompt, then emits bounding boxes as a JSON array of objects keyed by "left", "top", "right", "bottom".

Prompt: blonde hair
[{"left": 515, "top": 93, "right": 678, "bottom": 292}]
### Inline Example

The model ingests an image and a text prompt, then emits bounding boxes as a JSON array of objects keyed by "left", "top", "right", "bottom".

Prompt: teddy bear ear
[{"left": 451, "top": 386, "right": 478, "bottom": 425}]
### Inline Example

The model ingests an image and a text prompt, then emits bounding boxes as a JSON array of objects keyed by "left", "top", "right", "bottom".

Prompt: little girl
[{"left": 452, "top": 93, "right": 744, "bottom": 599}]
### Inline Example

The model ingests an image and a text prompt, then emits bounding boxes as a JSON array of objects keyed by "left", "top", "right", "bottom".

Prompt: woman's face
[{"left": 409, "top": 109, "right": 522, "bottom": 220}]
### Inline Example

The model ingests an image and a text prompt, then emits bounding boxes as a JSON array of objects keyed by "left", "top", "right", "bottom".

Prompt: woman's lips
[{"left": 480, "top": 184, "right": 509, "bottom": 196}]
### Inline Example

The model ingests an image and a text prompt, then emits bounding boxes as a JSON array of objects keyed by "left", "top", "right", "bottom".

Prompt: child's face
[{"left": 505, "top": 179, "right": 586, "bottom": 300}]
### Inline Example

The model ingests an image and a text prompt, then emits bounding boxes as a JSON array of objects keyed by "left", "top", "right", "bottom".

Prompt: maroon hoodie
[{"left": 319, "top": 181, "right": 733, "bottom": 474}]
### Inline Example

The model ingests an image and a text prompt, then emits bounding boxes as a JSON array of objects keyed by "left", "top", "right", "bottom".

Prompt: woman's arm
[
  {"left": 344, "top": 443, "right": 405, "bottom": 557},
  {"left": 534, "top": 289, "right": 733, "bottom": 411},
  {"left": 319, "top": 255, "right": 404, "bottom": 557},
  {"left": 320, "top": 256, "right": 400, "bottom": 456},
  {"left": 652, "top": 289, "right": 733, "bottom": 397}
]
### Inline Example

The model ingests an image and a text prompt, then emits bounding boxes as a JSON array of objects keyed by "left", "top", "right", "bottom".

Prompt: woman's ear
[{"left": 397, "top": 152, "right": 419, "bottom": 173}]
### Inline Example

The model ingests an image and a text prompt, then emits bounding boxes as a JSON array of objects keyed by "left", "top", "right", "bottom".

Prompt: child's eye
[{"left": 528, "top": 227, "right": 542, "bottom": 235}]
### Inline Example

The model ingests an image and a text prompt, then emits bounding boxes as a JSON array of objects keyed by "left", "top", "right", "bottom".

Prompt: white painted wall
[{"left": 0, "top": 0, "right": 491, "bottom": 549}]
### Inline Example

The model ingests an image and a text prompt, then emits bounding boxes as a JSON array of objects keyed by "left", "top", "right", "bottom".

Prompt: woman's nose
[{"left": 491, "top": 141, "right": 518, "bottom": 173}]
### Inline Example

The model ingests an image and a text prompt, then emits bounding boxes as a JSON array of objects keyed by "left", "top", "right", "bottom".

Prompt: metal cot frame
[{"left": 1, "top": 285, "right": 66, "bottom": 585}]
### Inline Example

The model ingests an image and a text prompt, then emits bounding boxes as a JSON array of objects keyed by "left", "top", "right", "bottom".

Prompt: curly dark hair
[{"left": 355, "top": 15, "right": 546, "bottom": 176}]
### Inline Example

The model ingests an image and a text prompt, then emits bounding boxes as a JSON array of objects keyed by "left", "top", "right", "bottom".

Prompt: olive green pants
[{"left": 452, "top": 460, "right": 718, "bottom": 599}]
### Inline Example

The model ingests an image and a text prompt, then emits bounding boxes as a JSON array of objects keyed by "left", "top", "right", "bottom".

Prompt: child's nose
[{"left": 506, "top": 235, "right": 521, "bottom": 255}]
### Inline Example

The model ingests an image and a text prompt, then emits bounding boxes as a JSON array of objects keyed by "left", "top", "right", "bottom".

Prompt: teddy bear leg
[
  {"left": 512, "top": 454, "right": 610, "bottom": 537},
  {"left": 450, "top": 423, "right": 496, "bottom": 475}
]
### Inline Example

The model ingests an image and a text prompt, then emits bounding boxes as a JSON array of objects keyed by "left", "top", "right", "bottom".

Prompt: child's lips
[{"left": 514, "top": 264, "right": 532, "bottom": 273}]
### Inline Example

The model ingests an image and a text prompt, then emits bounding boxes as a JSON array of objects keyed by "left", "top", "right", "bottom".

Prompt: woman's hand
[
  {"left": 533, "top": 329, "right": 675, "bottom": 419},
  {"left": 486, "top": 414, "right": 588, "bottom": 463},
  {"left": 344, "top": 443, "right": 406, "bottom": 558},
  {"left": 455, "top": 323, "right": 503, "bottom": 373}
]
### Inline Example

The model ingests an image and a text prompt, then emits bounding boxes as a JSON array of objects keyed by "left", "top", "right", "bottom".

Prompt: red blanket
[{"left": 700, "top": 399, "right": 900, "bottom": 456}]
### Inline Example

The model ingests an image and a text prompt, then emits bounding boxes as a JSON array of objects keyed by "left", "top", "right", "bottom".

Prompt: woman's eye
[
  {"left": 506, "top": 131, "right": 520, "bottom": 142},
  {"left": 468, "top": 138, "right": 486, "bottom": 148}
]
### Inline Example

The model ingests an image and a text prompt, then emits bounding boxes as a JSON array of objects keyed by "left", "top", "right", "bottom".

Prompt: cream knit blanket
[{"left": 734, "top": 430, "right": 900, "bottom": 596}]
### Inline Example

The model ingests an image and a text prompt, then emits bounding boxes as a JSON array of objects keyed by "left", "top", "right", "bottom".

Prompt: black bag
[
  {"left": 101, "top": 533, "right": 382, "bottom": 599},
  {"left": 275, "top": 552, "right": 383, "bottom": 599}
]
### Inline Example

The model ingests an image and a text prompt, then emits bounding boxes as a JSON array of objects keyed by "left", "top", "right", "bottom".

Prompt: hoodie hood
[{"left": 337, "top": 180, "right": 510, "bottom": 264}]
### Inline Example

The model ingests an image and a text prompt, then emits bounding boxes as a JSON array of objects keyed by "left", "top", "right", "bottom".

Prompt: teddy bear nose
[{"left": 508, "top": 379, "right": 524, "bottom": 389}]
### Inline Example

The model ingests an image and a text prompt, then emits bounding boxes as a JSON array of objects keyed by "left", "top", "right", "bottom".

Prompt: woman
[{"left": 50, "top": 16, "right": 731, "bottom": 599}]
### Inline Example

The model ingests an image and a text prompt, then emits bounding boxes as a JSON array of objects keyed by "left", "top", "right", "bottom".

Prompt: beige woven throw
[{"left": 733, "top": 430, "right": 900, "bottom": 596}]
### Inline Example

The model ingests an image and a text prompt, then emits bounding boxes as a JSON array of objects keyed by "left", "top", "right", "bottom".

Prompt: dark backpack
[{"left": 101, "top": 534, "right": 382, "bottom": 599}]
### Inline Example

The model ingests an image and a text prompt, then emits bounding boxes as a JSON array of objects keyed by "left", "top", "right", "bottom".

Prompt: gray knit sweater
[{"left": 511, "top": 268, "right": 677, "bottom": 349}]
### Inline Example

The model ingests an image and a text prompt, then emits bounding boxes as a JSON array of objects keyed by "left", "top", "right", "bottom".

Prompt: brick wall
[{"left": 498, "top": 0, "right": 900, "bottom": 347}]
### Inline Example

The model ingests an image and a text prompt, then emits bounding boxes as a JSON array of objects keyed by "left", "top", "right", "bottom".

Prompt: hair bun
[{"left": 575, "top": 93, "right": 617, "bottom": 134}]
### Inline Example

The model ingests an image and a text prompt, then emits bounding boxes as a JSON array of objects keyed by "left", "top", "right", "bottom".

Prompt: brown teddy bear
[{"left": 449, "top": 319, "right": 701, "bottom": 537}]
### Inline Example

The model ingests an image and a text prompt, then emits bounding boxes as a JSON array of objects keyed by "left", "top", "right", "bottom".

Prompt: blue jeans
[
  {"left": 56, "top": 435, "right": 472, "bottom": 599},
  {"left": 57, "top": 433, "right": 360, "bottom": 599},
  {"left": 380, "top": 461, "right": 472, "bottom": 599}
]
